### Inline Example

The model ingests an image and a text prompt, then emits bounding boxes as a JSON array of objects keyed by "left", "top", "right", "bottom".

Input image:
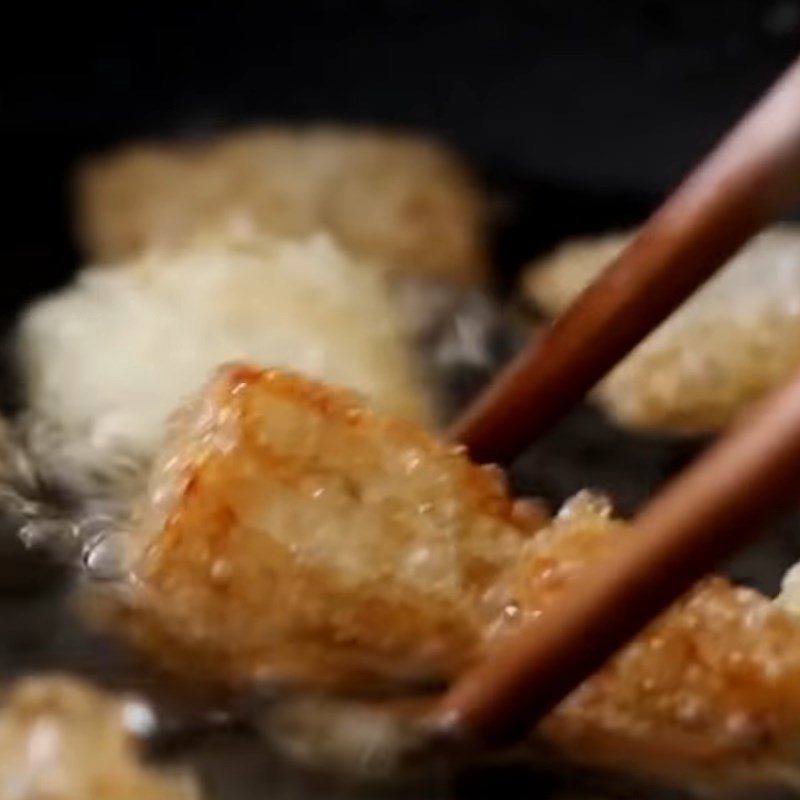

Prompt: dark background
[{"left": 1, "top": 0, "right": 797, "bottom": 313}]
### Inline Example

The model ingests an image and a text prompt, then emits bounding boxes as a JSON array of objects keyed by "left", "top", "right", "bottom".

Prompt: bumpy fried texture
[
  {"left": 114, "top": 366, "right": 800, "bottom": 791},
  {"left": 522, "top": 226, "right": 800, "bottom": 434},
  {"left": 120, "top": 364, "right": 538, "bottom": 691},
  {"left": 17, "top": 233, "right": 430, "bottom": 499},
  {"left": 518, "top": 494, "right": 800, "bottom": 792},
  {"left": 75, "top": 126, "right": 488, "bottom": 284},
  {"left": 0, "top": 677, "right": 196, "bottom": 800}
]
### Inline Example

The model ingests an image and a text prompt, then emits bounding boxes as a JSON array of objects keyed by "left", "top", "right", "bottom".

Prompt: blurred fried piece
[
  {"left": 75, "top": 127, "right": 488, "bottom": 284},
  {"left": 517, "top": 493, "right": 800, "bottom": 792},
  {"left": 0, "top": 676, "right": 196, "bottom": 799},
  {"left": 118, "top": 364, "right": 540, "bottom": 692},
  {"left": 17, "top": 233, "right": 430, "bottom": 499},
  {"left": 522, "top": 225, "right": 800, "bottom": 434}
]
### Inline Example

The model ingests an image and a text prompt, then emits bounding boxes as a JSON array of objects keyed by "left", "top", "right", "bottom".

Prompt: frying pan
[{"left": 0, "top": 3, "right": 797, "bottom": 797}]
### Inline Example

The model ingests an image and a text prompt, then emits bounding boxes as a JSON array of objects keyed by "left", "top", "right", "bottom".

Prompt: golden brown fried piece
[
  {"left": 119, "top": 364, "right": 540, "bottom": 692},
  {"left": 0, "top": 676, "right": 197, "bottom": 800},
  {"left": 522, "top": 226, "right": 800, "bottom": 434},
  {"left": 516, "top": 493, "right": 800, "bottom": 792},
  {"left": 75, "top": 127, "right": 489, "bottom": 284},
  {"left": 112, "top": 365, "right": 800, "bottom": 791}
]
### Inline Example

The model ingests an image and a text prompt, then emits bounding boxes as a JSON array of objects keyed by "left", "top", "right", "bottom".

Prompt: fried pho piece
[
  {"left": 106, "top": 366, "right": 800, "bottom": 792},
  {"left": 17, "top": 233, "right": 430, "bottom": 499},
  {"left": 512, "top": 493, "right": 800, "bottom": 793},
  {"left": 522, "top": 225, "right": 800, "bottom": 434},
  {"left": 0, "top": 676, "right": 196, "bottom": 800},
  {"left": 118, "top": 364, "right": 539, "bottom": 692},
  {"left": 75, "top": 126, "right": 488, "bottom": 284}
]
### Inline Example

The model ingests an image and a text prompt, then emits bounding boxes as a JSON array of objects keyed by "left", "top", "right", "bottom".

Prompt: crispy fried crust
[
  {"left": 521, "top": 226, "right": 800, "bottom": 434},
  {"left": 0, "top": 677, "right": 196, "bottom": 799},
  {"left": 513, "top": 493, "right": 800, "bottom": 790},
  {"left": 110, "top": 365, "right": 800, "bottom": 790},
  {"left": 75, "top": 127, "right": 489, "bottom": 284},
  {"left": 119, "top": 364, "right": 539, "bottom": 692},
  {"left": 18, "top": 233, "right": 432, "bottom": 502}
]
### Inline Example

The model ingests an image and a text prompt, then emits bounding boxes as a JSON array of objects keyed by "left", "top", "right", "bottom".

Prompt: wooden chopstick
[
  {"left": 450, "top": 55, "right": 800, "bottom": 465},
  {"left": 436, "top": 360, "right": 800, "bottom": 745}
]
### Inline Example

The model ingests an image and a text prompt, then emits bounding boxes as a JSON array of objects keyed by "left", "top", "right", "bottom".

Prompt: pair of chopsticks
[{"left": 433, "top": 55, "right": 800, "bottom": 745}]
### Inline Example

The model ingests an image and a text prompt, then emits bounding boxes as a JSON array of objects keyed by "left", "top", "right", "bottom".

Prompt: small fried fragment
[
  {"left": 117, "top": 364, "right": 537, "bottom": 691},
  {"left": 17, "top": 233, "right": 430, "bottom": 499},
  {"left": 522, "top": 225, "right": 800, "bottom": 434},
  {"left": 75, "top": 126, "right": 489, "bottom": 284},
  {"left": 0, "top": 676, "right": 196, "bottom": 799}
]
